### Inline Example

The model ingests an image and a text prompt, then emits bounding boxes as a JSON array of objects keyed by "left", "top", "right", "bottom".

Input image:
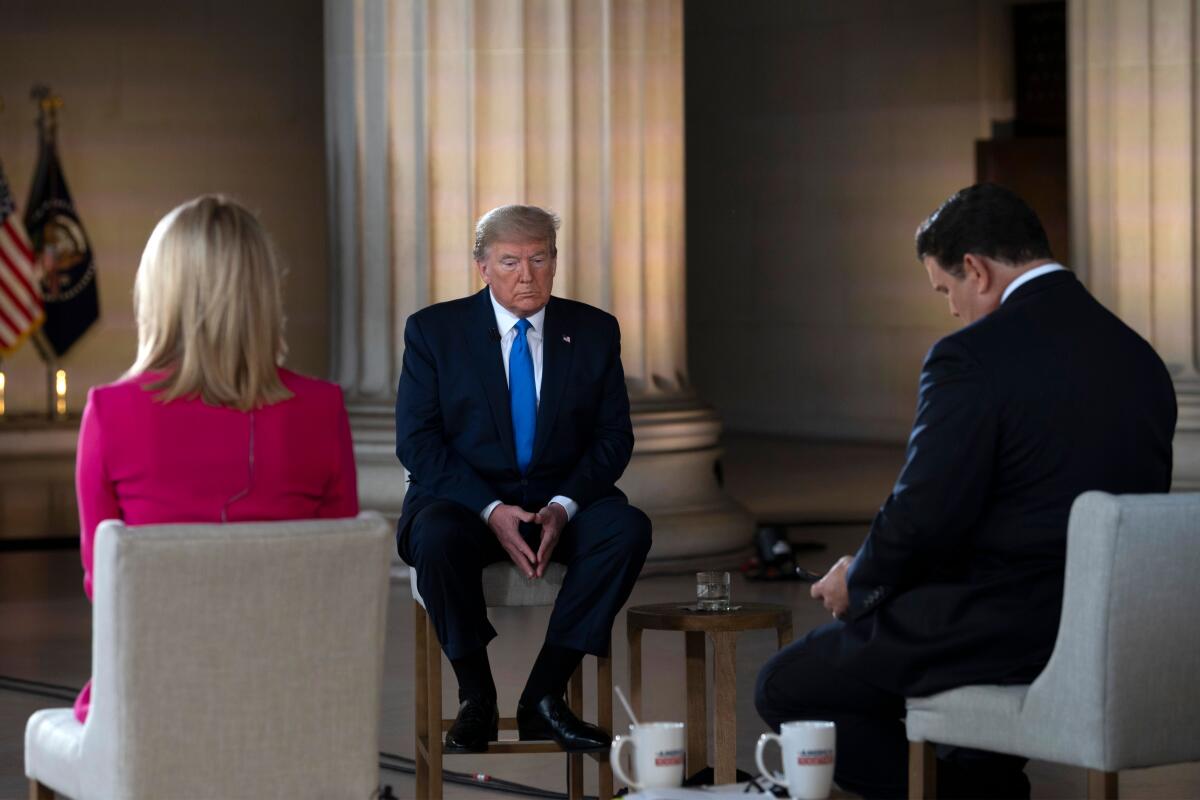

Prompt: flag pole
[
  {"left": 29, "top": 330, "right": 58, "bottom": 420},
  {"left": 27, "top": 86, "right": 65, "bottom": 421}
]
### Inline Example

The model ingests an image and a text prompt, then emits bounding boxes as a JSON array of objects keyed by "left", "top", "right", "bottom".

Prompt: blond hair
[
  {"left": 472, "top": 205, "right": 560, "bottom": 261},
  {"left": 128, "top": 195, "right": 292, "bottom": 410}
]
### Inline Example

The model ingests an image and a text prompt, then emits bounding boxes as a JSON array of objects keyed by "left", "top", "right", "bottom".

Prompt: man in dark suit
[
  {"left": 396, "top": 204, "right": 651, "bottom": 754},
  {"left": 755, "top": 184, "right": 1177, "bottom": 799}
]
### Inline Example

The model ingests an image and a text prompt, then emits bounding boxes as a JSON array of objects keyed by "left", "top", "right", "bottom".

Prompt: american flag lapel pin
[{"left": 562, "top": 335, "right": 571, "bottom": 344}]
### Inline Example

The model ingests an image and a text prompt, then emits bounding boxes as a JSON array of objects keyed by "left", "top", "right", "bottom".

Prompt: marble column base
[
  {"left": 349, "top": 393, "right": 755, "bottom": 578},
  {"left": 1173, "top": 380, "right": 1200, "bottom": 491},
  {"left": 621, "top": 397, "right": 755, "bottom": 572}
]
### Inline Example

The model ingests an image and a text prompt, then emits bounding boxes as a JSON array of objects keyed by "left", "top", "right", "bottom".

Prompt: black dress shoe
[
  {"left": 444, "top": 696, "right": 498, "bottom": 753},
  {"left": 517, "top": 694, "right": 611, "bottom": 753}
]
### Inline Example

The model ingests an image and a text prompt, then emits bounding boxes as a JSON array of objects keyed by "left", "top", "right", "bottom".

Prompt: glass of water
[{"left": 696, "top": 571, "right": 731, "bottom": 611}]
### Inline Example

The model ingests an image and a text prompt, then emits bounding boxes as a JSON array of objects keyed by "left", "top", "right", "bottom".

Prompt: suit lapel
[
  {"left": 531, "top": 297, "right": 574, "bottom": 470},
  {"left": 462, "top": 288, "right": 518, "bottom": 470}
]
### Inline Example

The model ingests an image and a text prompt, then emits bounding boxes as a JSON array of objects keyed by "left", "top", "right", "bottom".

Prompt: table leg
[
  {"left": 712, "top": 631, "right": 738, "bottom": 786},
  {"left": 685, "top": 631, "right": 708, "bottom": 777},
  {"left": 628, "top": 624, "right": 643, "bottom": 718}
]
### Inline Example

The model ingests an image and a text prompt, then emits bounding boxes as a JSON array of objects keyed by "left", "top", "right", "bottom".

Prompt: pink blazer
[{"left": 73, "top": 368, "right": 359, "bottom": 722}]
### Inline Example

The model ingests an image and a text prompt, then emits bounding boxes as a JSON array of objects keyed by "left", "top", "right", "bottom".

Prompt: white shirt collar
[
  {"left": 489, "top": 289, "right": 546, "bottom": 336},
  {"left": 1001, "top": 263, "right": 1067, "bottom": 304}
]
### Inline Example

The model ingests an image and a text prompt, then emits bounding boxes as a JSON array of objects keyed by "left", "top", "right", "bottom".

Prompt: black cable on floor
[
  {"left": 1, "top": 675, "right": 597, "bottom": 799},
  {"left": 379, "top": 752, "right": 594, "bottom": 799},
  {"left": 0, "top": 675, "right": 78, "bottom": 701}
]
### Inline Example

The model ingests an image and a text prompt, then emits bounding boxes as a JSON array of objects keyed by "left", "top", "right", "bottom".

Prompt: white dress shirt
[
  {"left": 1001, "top": 262, "right": 1067, "bottom": 304},
  {"left": 481, "top": 290, "right": 578, "bottom": 524}
]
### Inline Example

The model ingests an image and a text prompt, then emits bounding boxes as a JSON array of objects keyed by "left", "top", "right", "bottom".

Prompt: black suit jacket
[
  {"left": 394, "top": 288, "right": 634, "bottom": 552},
  {"left": 808, "top": 270, "right": 1177, "bottom": 697}
]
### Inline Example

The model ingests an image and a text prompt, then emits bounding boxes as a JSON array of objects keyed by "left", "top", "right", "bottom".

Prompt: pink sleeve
[
  {"left": 316, "top": 387, "right": 359, "bottom": 518},
  {"left": 76, "top": 389, "right": 122, "bottom": 601}
]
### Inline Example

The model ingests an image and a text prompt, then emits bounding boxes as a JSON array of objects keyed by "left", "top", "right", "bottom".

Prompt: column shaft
[{"left": 1070, "top": 0, "right": 1200, "bottom": 487}]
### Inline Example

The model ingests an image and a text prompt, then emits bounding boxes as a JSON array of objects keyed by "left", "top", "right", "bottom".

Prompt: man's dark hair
[{"left": 915, "top": 183, "right": 1053, "bottom": 277}]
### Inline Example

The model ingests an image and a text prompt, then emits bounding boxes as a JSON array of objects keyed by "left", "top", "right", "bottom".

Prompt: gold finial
[{"left": 29, "top": 85, "right": 63, "bottom": 140}]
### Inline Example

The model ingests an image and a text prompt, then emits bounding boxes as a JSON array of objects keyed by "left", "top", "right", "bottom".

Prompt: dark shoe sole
[
  {"left": 445, "top": 723, "right": 499, "bottom": 753},
  {"left": 517, "top": 729, "right": 610, "bottom": 753}
]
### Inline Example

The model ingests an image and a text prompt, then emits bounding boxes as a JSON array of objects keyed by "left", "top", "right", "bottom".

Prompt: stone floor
[{"left": 2, "top": 433, "right": 1198, "bottom": 799}]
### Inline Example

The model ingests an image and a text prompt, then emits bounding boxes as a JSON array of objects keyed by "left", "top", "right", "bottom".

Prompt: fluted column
[
  {"left": 324, "top": 0, "right": 752, "bottom": 564},
  {"left": 1070, "top": 0, "right": 1200, "bottom": 488}
]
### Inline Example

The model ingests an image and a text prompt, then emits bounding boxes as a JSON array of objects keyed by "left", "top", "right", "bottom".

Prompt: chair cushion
[
  {"left": 25, "top": 707, "right": 85, "bottom": 800},
  {"left": 410, "top": 562, "right": 567, "bottom": 608},
  {"left": 906, "top": 685, "right": 1029, "bottom": 757}
]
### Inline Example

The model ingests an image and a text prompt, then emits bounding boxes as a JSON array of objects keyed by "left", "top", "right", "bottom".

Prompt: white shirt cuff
[
  {"left": 549, "top": 495, "right": 578, "bottom": 521},
  {"left": 481, "top": 500, "right": 502, "bottom": 524}
]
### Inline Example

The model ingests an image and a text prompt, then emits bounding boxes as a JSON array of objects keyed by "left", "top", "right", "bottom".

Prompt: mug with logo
[
  {"left": 755, "top": 720, "right": 836, "bottom": 799},
  {"left": 610, "top": 721, "right": 686, "bottom": 790}
]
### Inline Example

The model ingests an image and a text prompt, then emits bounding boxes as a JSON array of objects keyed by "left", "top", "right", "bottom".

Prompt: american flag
[{"left": 0, "top": 165, "right": 43, "bottom": 354}]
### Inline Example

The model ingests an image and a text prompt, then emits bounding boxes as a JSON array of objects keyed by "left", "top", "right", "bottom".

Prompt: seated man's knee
[
  {"left": 615, "top": 504, "right": 653, "bottom": 555},
  {"left": 408, "top": 502, "right": 475, "bottom": 561}
]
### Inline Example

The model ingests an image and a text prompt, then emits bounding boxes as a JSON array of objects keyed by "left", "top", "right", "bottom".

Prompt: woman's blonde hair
[{"left": 128, "top": 195, "right": 292, "bottom": 410}]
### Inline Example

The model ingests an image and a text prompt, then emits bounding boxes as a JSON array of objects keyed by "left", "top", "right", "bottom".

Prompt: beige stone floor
[{"left": 2, "top": 434, "right": 1198, "bottom": 799}]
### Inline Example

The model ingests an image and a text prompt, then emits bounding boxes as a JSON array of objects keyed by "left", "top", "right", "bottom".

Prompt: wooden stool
[
  {"left": 412, "top": 564, "right": 614, "bottom": 800},
  {"left": 626, "top": 602, "right": 793, "bottom": 786}
]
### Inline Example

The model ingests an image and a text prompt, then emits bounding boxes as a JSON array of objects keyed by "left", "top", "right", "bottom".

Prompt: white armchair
[
  {"left": 906, "top": 491, "right": 1200, "bottom": 800},
  {"left": 24, "top": 513, "right": 392, "bottom": 800}
]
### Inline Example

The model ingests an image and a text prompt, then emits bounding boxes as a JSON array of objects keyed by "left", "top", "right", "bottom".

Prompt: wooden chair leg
[
  {"left": 684, "top": 631, "right": 708, "bottom": 776},
  {"left": 1087, "top": 769, "right": 1118, "bottom": 800},
  {"left": 598, "top": 649, "right": 614, "bottom": 800},
  {"left": 908, "top": 741, "right": 936, "bottom": 800},
  {"left": 568, "top": 664, "right": 584, "bottom": 800},
  {"left": 414, "top": 603, "right": 430, "bottom": 799},
  {"left": 426, "top": 609, "right": 444, "bottom": 800},
  {"left": 29, "top": 779, "right": 54, "bottom": 800}
]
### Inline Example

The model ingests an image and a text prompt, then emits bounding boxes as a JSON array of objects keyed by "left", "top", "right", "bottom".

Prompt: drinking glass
[{"left": 696, "top": 570, "right": 731, "bottom": 611}]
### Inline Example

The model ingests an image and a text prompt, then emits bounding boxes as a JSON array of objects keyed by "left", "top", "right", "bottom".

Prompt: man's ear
[
  {"left": 476, "top": 260, "right": 491, "bottom": 285},
  {"left": 962, "top": 253, "right": 992, "bottom": 294}
]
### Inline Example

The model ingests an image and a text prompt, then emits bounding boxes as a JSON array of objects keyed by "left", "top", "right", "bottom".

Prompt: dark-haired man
[
  {"left": 396, "top": 204, "right": 651, "bottom": 755},
  {"left": 755, "top": 184, "right": 1176, "bottom": 799}
]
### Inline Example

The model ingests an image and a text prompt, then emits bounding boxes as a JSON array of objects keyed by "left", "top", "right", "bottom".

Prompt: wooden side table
[{"left": 626, "top": 602, "right": 793, "bottom": 786}]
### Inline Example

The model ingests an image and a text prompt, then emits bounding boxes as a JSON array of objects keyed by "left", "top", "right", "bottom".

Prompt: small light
[
  {"left": 55, "top": 369, "right": 67, "bottom": 418},
  {"left": 0, "top": 371, "right": 6, "bottom": 417}
]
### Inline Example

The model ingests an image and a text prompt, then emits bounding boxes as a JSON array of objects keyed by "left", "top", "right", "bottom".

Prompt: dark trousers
[
  {"left": 755, "top": 627, "right": 1029, "bottom": 800},
  {"left": 403, "top": 496, "right": 652, "bottom": 661}
]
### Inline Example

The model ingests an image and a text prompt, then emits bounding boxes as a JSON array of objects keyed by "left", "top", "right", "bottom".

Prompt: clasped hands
[{"left": 487, "top": 502, "right": 567, "bottom": 579}]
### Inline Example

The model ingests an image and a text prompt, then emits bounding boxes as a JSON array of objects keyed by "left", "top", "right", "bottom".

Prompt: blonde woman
[{"left": 72, "top": 195, "right": 358, "bottom": 722}]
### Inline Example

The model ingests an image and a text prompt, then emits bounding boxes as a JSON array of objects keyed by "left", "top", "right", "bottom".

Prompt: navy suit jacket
[
  {"left": 395, "top": 288, "right": 633, "bottom": 552},
  {"left": 806, "top": 270, "right": 1177, "bottom": 697}
]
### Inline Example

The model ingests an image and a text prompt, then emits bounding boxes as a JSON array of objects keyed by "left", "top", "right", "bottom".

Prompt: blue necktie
[{"left": 509, "top": 319, "right": 536, "bottom": 473}]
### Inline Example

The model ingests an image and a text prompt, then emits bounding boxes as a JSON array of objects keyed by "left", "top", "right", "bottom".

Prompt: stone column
[
  {"left": 1070, "top": 0, "right": 1200, "bottom": 488},
  {"left": 324, "top": 0, "right": 753, "bottom": 565}
]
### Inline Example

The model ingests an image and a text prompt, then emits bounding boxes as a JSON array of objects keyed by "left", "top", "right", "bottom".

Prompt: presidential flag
[
  {"left": 0, "top": 164, "right": 43, "bottom": 355},
  {"left": 25, "top": 113, "right": 99, "bottom": 357}
]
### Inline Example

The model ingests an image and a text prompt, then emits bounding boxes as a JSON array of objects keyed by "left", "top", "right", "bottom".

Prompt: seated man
[
  {"left": 755, "top": 184, "right": 1177, "bottom": 799},
  {"left": 396, "top": 204, "right": 652, "bottom": 753}
]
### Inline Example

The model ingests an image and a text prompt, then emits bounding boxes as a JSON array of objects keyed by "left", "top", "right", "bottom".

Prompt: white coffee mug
[
  {"left": 755, "top": 720, "right": 836, "bottom": 799},
  {"left": 610, "top": 721, "right": 686, "bottom": 790}
]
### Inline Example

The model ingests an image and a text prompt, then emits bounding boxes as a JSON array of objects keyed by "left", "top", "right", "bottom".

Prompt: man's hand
[
  {"left": 533, "top": 503, "right": 568, "bottom": 578},
  {"left": 486, "top": 503, "right": 538, "bottom": 579},
  {"left": 811, "top": 555, "right": 854, "bottom": 619}
]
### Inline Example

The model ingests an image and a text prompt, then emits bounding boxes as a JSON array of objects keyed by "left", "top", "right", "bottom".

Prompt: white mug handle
[
  {"left": 755, "top": 732, "right": 788, "bottom": 788},
  {"left": 610, "top": 734, "right": 641, "bottom": 790}
]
